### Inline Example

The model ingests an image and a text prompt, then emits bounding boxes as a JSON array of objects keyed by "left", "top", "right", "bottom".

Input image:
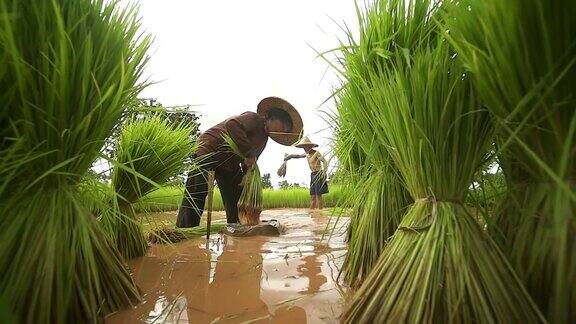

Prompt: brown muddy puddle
[{"left": 107, "top": 209, "right": 349, "bottom": 323}]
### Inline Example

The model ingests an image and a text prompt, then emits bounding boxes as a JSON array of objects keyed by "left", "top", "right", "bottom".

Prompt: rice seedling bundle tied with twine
[
  {"left": 336, "top": 1, "right": 545, "bottom": 322},
  {"left": 101, "top": 116, "right": 195, "bottom": 259},
  {"left": 147, "top": 223, "right": 226, "bottom": 244},
  {"left": 0, "top": 0, "right": 150, "bottom": 322}
]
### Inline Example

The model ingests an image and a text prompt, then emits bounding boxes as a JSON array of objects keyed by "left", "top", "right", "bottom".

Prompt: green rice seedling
[
  {"left": 147, "top": 222, "right": 227, "bottom": 244},
  {"left": 0, "top": 0, "right": 150, "bottom": 322},
  {"left": 78, "top": 176, "right": 115, "bottom": 216},
  {"left": 333, "top": 88, "right": 411, "bottom": 286},
  {"left": 325, "top": 0, "right": 433, "bottom": 286},
  {"left": 342, "top": 169, "right": 410, "bottom": 287},
  {"left": 333, "top": 81, "right": 411, "bottom": 285},
  {"left": 101, "top": 116, "right": 195, "bottom": 259},
  {"left": 223, "top": 135, "right": 263, "bottom": 225},
  {"left": 0, "top": 23, "right": 8, "bottom": 145},
  {"left": 132, "top": 185, "right": 343, "bottom": 212},
  {"left": 238, "top": 165, "right": 263, "bottom": 225},
  {"left": 343, "top": 41, "right": 543, "bottom": 324},
  {"left": 337, "top": 1, "right": 544, "bottom": 321},
  {"left": 446, "top": 0, "right": 576, "bottom": 321},
  {"left": 262, "top": 186, "right": 343, "bottom": 209}
]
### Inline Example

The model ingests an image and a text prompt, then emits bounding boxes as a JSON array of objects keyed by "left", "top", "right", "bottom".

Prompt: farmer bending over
[
  {"left": 283, "top": 137, "right": 329, "bottom": 209},
  {"left": 176, "top": 97, "right": 302, "bottom": 228}
]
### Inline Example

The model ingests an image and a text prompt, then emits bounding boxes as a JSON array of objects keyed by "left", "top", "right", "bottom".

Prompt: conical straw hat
[
  {"left": 257, "top": 97, "right": 303, "bottom": 146},
  {"left": 295, "top": 136, "right": 318, "bottom": 148}
]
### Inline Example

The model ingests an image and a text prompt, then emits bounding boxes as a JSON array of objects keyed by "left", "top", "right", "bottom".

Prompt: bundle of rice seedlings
[
  {"left": 341, "top": 169, "right": 410, "bottom": 286},
  {"left": 339, "top": 1, "right": 544, "bottom": 322},
  {"left": 147, "top": 223, "right": 226, "bottom": 244},
  {"left": 446, "top": 0, "right": 576, "bottom": 321},
  {"left": 325, "top": 0, "right": 421, "bottom": 285},
  {"left": 101, "top": 116, "right": 195, "bottom": 259},
  {"left": 276, "top": 154, "right": 288, "bottom": 177},
  {"left": 344, "top": 42, "right": 543, "bottom": 324},
  {"left": 0, "top": 0, "right": 150, "bottom": 322},
  {"left": 78, "top": 176, "right": 114, "bottom": 216},
  {"left": 237, "top": 165, "right": 263, "bottom": 225},
  {"left": 332, "top": 71, "right": 411, "bottom": 285},
  {"left": 223, "top": 135, "right": 263, "bottom": 226}
]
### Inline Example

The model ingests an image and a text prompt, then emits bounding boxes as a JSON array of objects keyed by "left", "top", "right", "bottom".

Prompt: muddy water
[{"left": 107, "top": 209, "right": 349, "bottom": 323}]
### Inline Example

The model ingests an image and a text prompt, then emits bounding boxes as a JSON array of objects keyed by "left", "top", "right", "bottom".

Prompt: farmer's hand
[{"left": 243, "top": 156, "right": 256, "bottom": 170}]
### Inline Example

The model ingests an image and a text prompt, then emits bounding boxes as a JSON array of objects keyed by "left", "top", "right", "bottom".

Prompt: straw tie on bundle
[{"left": 398, "top": 197, "right": 464, "bottom": 233}]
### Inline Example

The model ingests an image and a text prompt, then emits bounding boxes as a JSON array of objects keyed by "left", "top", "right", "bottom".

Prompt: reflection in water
[
  {"left": 205, "top": 236, "right": 270, "bottom": 322},
  {"left": 106, "top": 210, "right": 348, "bottom": 324},
  {"left": 297, "top": 246, "right": 328, "bottom": 295},
  {"left": 147, "top": 295, "right": 188, "bottom": 323}
]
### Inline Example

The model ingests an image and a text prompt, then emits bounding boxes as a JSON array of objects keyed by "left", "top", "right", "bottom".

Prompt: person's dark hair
[{"left": 266, "top": 108, "right": 293, "bottom": 131}]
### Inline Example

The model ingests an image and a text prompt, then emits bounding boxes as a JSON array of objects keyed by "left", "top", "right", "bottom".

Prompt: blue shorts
[{"left": 310, "top": 171, "right": 329, "bottom": 196}]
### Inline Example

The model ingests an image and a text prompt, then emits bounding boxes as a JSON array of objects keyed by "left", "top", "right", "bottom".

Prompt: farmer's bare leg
[
  {"left": 310, "top": 195, "right": 318, "bottom": 209},
  {"left": 318, "top": 195, "right": 324, "bottom": 210}
]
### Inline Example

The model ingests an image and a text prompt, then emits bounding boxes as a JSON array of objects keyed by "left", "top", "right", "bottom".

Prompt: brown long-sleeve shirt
[{"left": 197, "top": 111, "right": 268, "bottom": 171}]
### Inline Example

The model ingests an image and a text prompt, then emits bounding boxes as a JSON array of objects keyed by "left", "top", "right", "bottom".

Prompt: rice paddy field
[
  {"left": 134, "top": 186, "right": 344, "bottom": 213},
  {"left": 0, "top": 0, "right": 574, "bottom": 323}
]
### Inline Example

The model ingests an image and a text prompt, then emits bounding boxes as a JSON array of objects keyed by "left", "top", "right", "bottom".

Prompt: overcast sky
[{"left": 132, "top": 1, "right": 363, "bottom": 187}]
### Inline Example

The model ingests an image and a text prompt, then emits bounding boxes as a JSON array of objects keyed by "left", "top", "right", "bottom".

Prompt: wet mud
[{"left": 106, "top": 209, "right": 349, "bottom": 323}]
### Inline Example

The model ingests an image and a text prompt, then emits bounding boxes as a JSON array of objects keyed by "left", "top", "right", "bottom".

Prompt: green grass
[{"left": 134, "top": 185, "right": 343, "bottom": 213}]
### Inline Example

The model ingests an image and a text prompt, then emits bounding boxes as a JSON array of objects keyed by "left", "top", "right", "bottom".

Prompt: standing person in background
[
  {"left": 282, "top": 137, "right": 329, "bottom": 210},
  {"left": 176, "top": 97, "right": 303, "bottom": 228}
]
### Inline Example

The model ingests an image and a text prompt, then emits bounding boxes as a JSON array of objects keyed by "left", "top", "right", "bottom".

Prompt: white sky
[{"left": 131, "top": 0, "right": 364, "bottom": 187}]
